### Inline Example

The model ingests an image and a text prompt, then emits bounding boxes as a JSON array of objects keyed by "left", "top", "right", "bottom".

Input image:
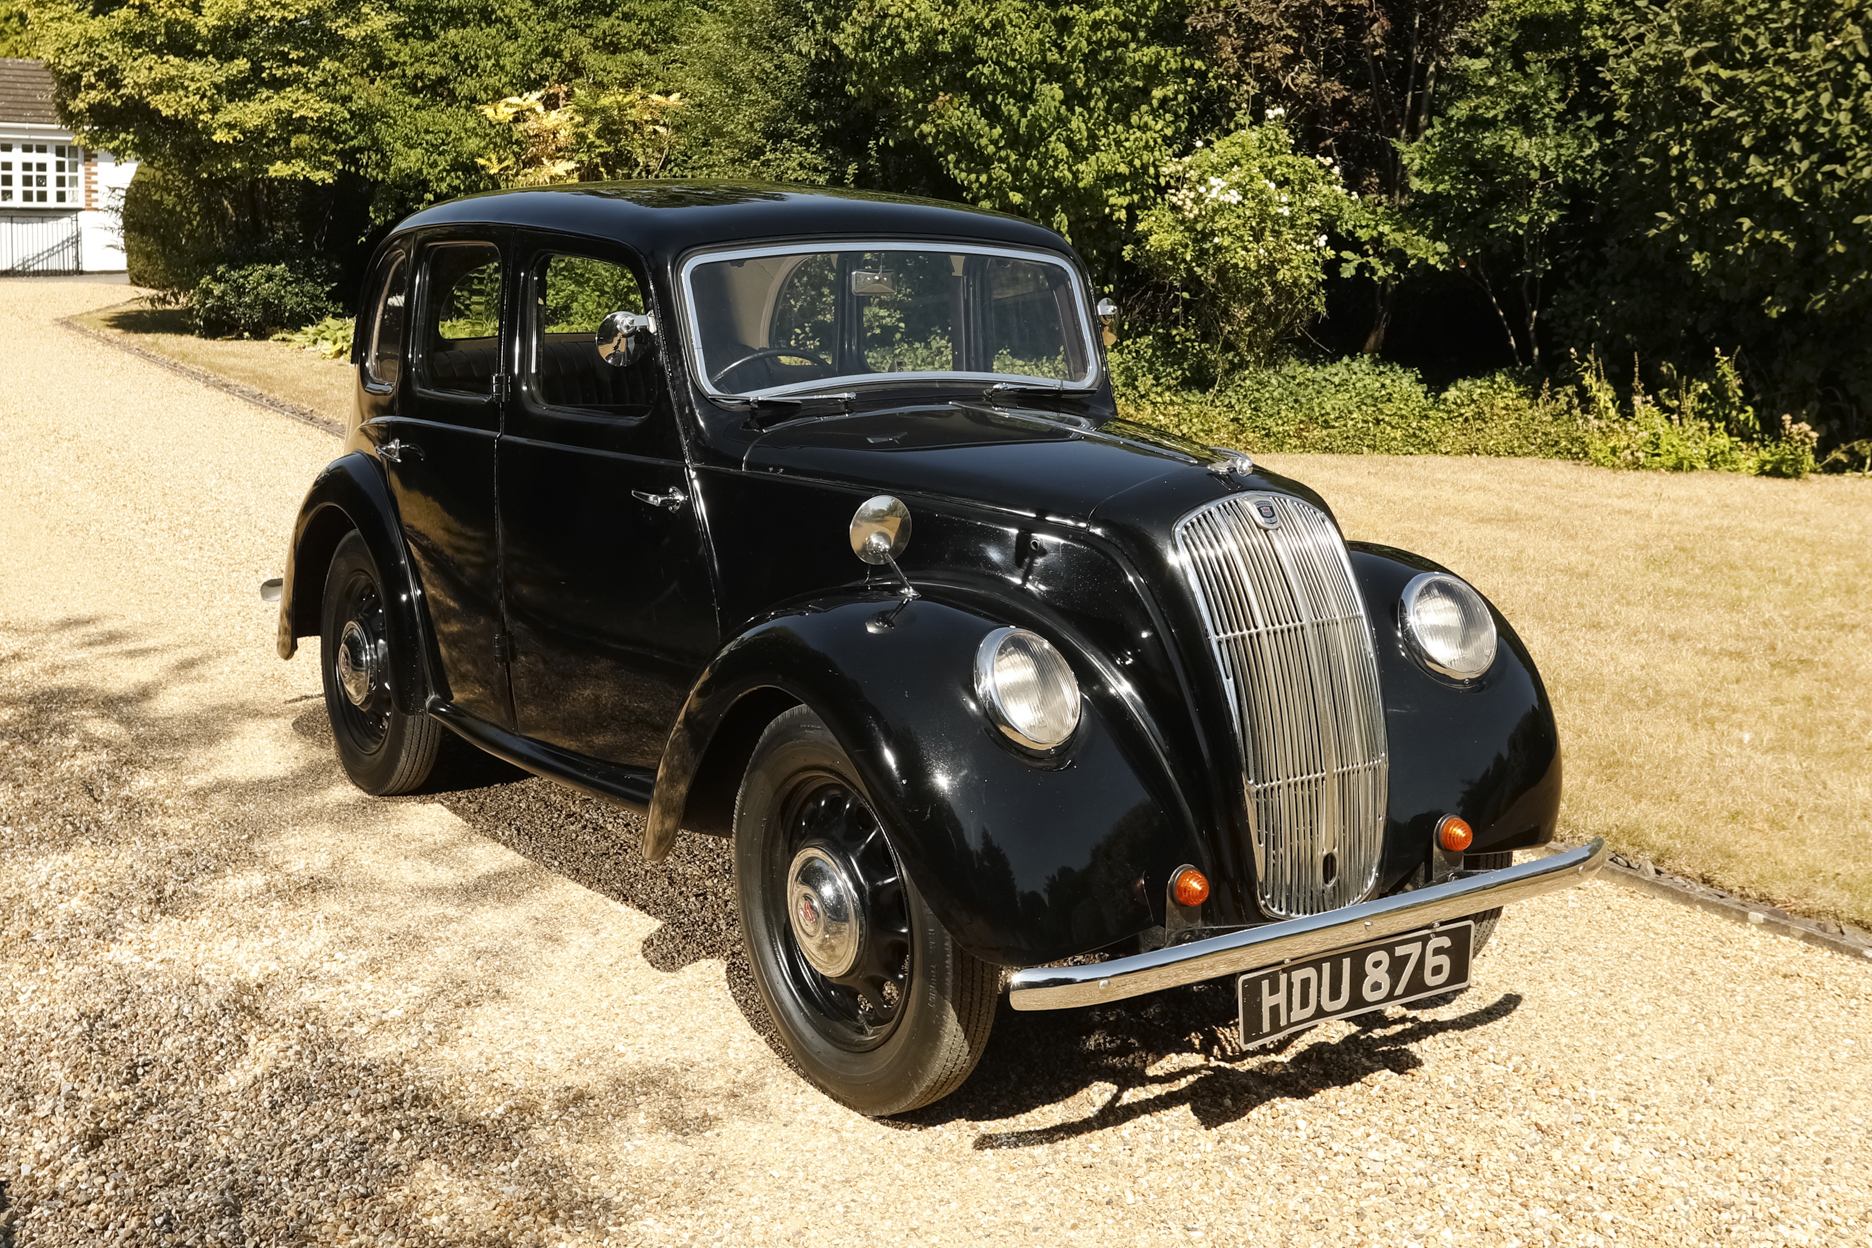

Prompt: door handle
[
  {"left": 380, "top": 438, "right": 422, "bottom": 464},
  {"left": 631, "top": 487, "right": 689, "bottom": 513}
]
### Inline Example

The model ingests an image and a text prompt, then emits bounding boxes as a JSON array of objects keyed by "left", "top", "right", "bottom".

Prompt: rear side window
[
  {"left": 362, "top": 251, "right": 407, "bottom": 388},
  {"left": 528, "top": 252, "right": 655, "bottom": 417},
  {"left": 420, "top": 242, "right": 503, "bottom": 395}
]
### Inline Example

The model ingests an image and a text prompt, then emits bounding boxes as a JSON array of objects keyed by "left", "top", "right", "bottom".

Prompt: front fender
[
  {"left": 648, "top": 594, "right": 1202, "bottom": 967},
  {"left": 277, "top": 452, "right": 432, "bottom": 716},
  {"left": 1349, "top": 543, "right": 1563, "bottom": 894}
]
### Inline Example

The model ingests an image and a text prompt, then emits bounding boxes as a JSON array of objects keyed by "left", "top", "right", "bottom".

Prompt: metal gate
[{"left": 1, "top": 213, "right": 82, "bottom": 275}]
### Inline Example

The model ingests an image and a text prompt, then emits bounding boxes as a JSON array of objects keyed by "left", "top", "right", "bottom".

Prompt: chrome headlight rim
[
  {"left": 973, "top": 626, "right": 1083, "bottom": 753},
  {"left": 1400, "top": 571, "right": 1499, "bottom": 682}
]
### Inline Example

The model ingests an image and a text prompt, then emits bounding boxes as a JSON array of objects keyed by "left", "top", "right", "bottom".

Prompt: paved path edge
[{"left": 1544, "top": 842, "right": 1872, "bottom": 963}]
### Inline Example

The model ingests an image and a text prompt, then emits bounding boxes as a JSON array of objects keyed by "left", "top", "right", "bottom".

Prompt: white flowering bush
[{"left": 1132, "top": 122, "right": 1357, "bottom": 371}]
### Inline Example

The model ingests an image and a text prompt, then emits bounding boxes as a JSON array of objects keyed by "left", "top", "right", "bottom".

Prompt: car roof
[{"left": 388, "top": 181, "right": 1077, "bottom": 265}]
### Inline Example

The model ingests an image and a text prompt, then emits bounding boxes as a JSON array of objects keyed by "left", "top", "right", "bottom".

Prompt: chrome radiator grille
[{"left": 1174, "top": 494, "right": 1389, "bottom": 917}]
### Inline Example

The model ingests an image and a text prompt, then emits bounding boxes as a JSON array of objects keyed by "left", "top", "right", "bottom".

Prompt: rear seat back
[
  {"left": 534, "top": 334, "right": 658, "bottom": 412},
  {"left": 425, "top": 339, "right": 499, "bottom": 394}
]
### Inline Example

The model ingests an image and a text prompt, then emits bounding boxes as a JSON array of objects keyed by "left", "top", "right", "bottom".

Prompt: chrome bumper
[{"left": 1008, "top": 838, "right": 1608, "bottom": 1011}]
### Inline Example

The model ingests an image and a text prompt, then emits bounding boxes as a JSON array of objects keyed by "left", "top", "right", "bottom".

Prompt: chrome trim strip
[{"left": 1007, "top": 839, "right": 1608, "bottom": 1011}]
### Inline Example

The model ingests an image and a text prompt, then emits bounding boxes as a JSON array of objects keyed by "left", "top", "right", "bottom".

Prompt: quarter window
[
  {"left": 529, "top": 252, "right": 653, "bottom": 417},
  {"left": 362, "top": 251, "right": 408, "bottom": 388},
  {"left": 419, "top": 243, "right": 503, "bottom": 396}
]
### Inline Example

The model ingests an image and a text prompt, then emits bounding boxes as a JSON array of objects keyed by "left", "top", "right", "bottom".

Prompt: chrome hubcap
[
  {"left": 787, "top": 845, "right": 865, "bottom": 978},
  {"left": 336, "top": 619, "right": 380, "bottom": 708}
]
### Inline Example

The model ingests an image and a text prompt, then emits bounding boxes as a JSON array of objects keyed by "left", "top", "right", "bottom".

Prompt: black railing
[{"left": 1, "top": 212, "right": 83, "bottom": 275}]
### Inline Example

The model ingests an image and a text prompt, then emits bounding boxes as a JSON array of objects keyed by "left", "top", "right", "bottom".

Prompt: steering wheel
[{"left": 710, "top": 346, "right": 835, "bottom": 389}]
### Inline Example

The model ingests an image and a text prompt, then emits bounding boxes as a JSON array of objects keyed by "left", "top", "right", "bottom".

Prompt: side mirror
[
  {"left": 850, "top": 495, "right": 911, "bottom": 565},
  {"left": 597, "top": 310, "right": 657, "bottom": 367}
]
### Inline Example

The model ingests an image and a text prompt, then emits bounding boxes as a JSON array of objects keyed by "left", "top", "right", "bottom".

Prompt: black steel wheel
[
  {"left": 734, "top": 706, "right": 997, "bottom": 1115},
  {"left": 319, "top": 530, "right": 440, "bottom": 796}
]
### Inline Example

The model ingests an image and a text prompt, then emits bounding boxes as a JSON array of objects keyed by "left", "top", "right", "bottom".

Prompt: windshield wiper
[
  {"left": 718, "top": 391, "right": 857, "bottom": 428},
  {"left": 984, "top": 381, "right": 1069, "bottom": 403}
]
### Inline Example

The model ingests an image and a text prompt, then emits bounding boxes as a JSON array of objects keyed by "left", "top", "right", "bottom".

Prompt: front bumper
[{"left": 1008, "top": 839, "right": 1608, "bottom": 1010}]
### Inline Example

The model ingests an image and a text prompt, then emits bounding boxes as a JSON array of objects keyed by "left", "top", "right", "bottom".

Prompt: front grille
[{"left": 1174, "top": 494, "right": 1389, "bottom": 917}]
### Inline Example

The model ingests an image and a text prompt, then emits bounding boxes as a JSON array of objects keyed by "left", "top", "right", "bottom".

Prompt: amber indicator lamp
[
  {"left": 1172, "top": 867, "right": 1210, "bottom": 907},
  {"left": 1437, "top": 815, "right": 1475, "bottom": 853}
]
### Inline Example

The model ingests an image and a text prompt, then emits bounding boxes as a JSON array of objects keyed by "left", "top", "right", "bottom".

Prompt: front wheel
[
  {"left": 733, "top": 706, "right": 997, "bottom": 1115},
  {"left": 319, "top": 530, "right": 440, "bottom": 796}
]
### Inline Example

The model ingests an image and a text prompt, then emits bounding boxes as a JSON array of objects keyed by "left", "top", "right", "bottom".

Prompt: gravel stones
[{"left": 2, "top": 278, "right": 1870, "bottom": 1247}]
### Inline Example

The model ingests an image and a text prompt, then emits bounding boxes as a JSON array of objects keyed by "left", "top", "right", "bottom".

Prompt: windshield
[{"left": 682, "top": 243, "right": 1098, "bottom": 397}]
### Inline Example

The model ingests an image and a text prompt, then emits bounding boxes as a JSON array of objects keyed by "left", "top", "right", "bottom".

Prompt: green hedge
[{"left": 1117, "top": 351, "right": 1820, "bottom": 478}]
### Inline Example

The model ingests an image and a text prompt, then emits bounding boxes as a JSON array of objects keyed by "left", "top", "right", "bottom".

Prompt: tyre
[
  {"left": 319, "top": 530, "right": 441, "bottom": 796},
  {"left": 1466, "top": 852, "right": 1514, "bottom": 956},
  {"left": 733, "top": 706, "right": 998, "bottom": 1115}
]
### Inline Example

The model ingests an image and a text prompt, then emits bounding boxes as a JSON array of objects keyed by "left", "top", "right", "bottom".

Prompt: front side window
[
  {"left": 419, "top": 242, "right": 503, "bottom": 395},
  {"left": 529, "top": 252, "right": 653, "bottom": 416},
  {"left": 683, "top": 244, "right": 1096, "bottom": 397},
  {"left": 363, "top": 251, "right": 407, "bottom": 388}
]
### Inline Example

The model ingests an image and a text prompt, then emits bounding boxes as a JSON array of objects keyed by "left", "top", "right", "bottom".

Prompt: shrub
[
  {"left": 274, "top": 315, "right": 355, "bottom": 360},
  {"left": 1131, "top": 122, "right": 1357, "bottom": 371},
  {"left": 1114, "top": 343, "right": 1817, "bottom": 477},
  {"left": 190, "top": 263, "right": 337, "bottom": 340}
]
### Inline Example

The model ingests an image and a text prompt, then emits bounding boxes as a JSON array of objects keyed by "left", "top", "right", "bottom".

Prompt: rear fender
[
  {"left": 647, "top": 594, "right": 1201, "bottom": 967},
  {"left": 277, "top": 452, "right": 433, "bottom": 715}
]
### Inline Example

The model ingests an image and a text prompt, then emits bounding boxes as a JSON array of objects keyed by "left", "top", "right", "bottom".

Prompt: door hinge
[
  {"left": 494, "top": 373, "right": 512, "bottom": 402},
  {"left": 493, "top": 632, "right": 514, "bottom": 663}
]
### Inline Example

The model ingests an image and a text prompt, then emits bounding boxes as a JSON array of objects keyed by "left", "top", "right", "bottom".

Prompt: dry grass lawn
[
  {"left": 62, "top": 301, "right": 1872, "bottom": 927},
  {"left": 1260, "top": 453, "right": 1872, "bottom": 929},
  {"left": 70, "top": 298, "right": 354, "bottom": 427}
]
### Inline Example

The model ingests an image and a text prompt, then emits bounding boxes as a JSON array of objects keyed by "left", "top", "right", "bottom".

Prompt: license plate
[{"left": 1238, "top": 921, "right": 1473, "bottom": 1048}]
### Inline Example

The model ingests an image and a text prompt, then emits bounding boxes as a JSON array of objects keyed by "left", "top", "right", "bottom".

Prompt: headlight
[
  {"left": 975, "top": 627, "right": 1081, "bottom": 751},
  {"left": 1401, "top": 572, "right": 1497, "bottom": 680}
]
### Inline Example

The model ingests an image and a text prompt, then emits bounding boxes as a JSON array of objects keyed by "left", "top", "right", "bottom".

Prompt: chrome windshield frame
[{"left": 675, "top": 239, "right": 1104, "bottom": 401}]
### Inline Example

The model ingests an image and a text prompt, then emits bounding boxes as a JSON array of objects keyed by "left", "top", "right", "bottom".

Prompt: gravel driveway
[{"left": 2, "top": 277, "right": 1868, "bottom": 1248}]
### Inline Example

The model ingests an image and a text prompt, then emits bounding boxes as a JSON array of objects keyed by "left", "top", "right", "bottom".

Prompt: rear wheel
[
  {"left": 733, "top": 706, "right": 997, "bottom": 1115},
  {"left": 319, "top": 531, "right": 440, "bottom": 796}
]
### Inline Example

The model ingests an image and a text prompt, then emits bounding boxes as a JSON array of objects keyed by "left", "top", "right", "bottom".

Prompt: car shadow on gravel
[
  {"left": 410, "top": 756, "right": 1537, "bottom": 1138},
  {"left": 949, "top": 988, "right": 1525, "bottom": 1147},
  {"left": 408, "top": 743, "right": 1533, "bottom": 1132},
  {"left": 411, "top": 751, "right": 791, "bottom": 1057}
]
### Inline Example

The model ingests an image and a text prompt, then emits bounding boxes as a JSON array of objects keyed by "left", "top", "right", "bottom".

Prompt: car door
[
  {"left": 497, "top": 236, "right": 719, "bottom": 768},
  {"left": 366, "top": 231, "right": 513, "bottom": 727}
]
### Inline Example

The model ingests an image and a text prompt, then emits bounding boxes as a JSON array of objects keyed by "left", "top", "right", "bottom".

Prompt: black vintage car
[{"left": 275, "top": 183, "right": 1606, "bottom": 1115}]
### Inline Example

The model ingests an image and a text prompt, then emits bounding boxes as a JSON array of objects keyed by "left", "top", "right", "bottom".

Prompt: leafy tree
[
  {"left": 0, "top": 2, "right": 33, "bottom": 57},
  {"left": 1401, "top": 0, "right": 1607, "bottom": 368},
  {"left": 1189, "top": 0, "right": 1485, "bottom": 350},
  {"left": 1582, "top": 0, "right": 1871, "bottom": 440},
  {"left": 825, "top": 0, "right": 1205, "bottom": 281}
]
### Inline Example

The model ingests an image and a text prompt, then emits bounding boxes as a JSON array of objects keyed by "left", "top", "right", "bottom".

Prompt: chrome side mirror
[
  {"left": 850, "top": 495, "right": 919, "bottom": 600},
  {"left": 597, "top": 310, "right": 656, "bottom": 367},
  {"left": 850, "top": 495, "right": 911, "bottom": 564}
]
